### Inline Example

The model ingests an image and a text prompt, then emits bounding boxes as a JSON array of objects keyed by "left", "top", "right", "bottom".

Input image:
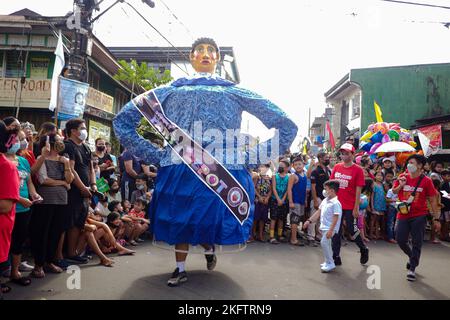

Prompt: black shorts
[
  {"left": 65, "top": 190, "right": 90, "bottom": 230},
  {"left": 269, "top": 198, "right": 289, "bottom": 221}
]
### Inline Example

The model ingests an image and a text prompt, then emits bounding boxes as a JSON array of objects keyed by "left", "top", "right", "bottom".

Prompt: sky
[{"left": 3, "top": 0, "right": 450, "bottom": 151}]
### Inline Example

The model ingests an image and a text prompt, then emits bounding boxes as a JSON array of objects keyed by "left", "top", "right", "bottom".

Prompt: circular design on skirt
[
  {"left": 238, "top": 202, "right": 249, "bottom": 216},
  {"left": 206, "top": 174, "right": 219, "bottom": 187},
  {"left": 227, "top": 187, "right": 243, "bottom": 207},
  {"left": 201, "top": 165, "right": 211, "bottom": 175}
]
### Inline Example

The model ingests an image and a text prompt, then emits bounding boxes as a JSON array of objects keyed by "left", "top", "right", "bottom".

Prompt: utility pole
[
  {"left": 65, "top": 0, "right": 97, "bottom": 82},
  {"left": 308, "top": 107, "right": 311, "bottom": 140},
  {"left": 65, "top": 0, "right": 156, "bottom": 82}
]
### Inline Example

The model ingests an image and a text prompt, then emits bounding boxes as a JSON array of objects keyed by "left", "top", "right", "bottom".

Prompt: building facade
[
  {"left": 325, "top": 62, "right": 450, "bottom": 150},
  {"left": 0, "top": 8, "right": 133, "bottom": 151}
]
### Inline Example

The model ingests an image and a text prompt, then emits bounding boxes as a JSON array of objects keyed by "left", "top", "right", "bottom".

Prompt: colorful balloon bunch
[{"left": 358, "top": 122, "right": 417, "bottom": 163}]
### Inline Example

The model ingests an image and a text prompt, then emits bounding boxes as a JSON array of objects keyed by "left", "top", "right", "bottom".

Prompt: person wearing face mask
[
  {"left": 393, "top": 154, "right": 440, "bottom": 282},
  {"left": 269, "top": 160, "right": 291, "bottom": 244},
  {"left": 63, "top": 118, "right": 98, "bottom": 264},
  {"left": 303, "top": 180, "right": 342, "bottom": 273},
  {"left": 308, "top": 152, "right": 332, "bottom": 247},
  {"left": 30, "top": 134, "right": 73, "bottom": 276},
  {"left": 131, "top": 174, "right": 152, "bottom": 205},
  {"left": 2, "top": 118, "right": 36, "bottom": 168},
  {"left": 107, "top": 179, "right": 122, "bottom": 203},
  {"left": 0, "top": 120, "right": 20, "bottom": 296},
  {"left": 330, "top": 143, "right": 369, "bottom": 266},
  {"left": 4, "top": 129, "right": 42, "bottom": 285},
  {"left": 17, "top": 129, "right": 36, "bottom": 168},
  {"left": 94, "top": 138, "right": 115, "bottom": 180}
]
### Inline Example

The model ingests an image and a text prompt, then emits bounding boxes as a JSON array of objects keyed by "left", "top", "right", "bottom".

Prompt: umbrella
[{"left": 375, "top": 141, "right": 416, "bottom": 153}]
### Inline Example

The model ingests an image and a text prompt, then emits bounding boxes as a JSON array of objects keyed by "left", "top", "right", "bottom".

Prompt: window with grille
[
  {"left": 88, "top": 70, "right": 100, "bottom": 90},
  {"left": 351, "top": 93, "right": 361, "bottom": 119},
  {"left": 114, "top": 89, "right": 129, "bottom": 113},
  {"left": 5, "top": 50, "right": 25, "bottom": 78}
]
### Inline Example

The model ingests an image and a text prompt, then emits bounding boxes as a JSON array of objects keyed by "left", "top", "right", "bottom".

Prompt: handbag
[{"left": 397, "top": 174, "right": 425, "bottom": 215}]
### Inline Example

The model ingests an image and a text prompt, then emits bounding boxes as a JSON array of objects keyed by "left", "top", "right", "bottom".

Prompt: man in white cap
[{"left": 330, "top": 143, "right": 369, "bottom": 266}]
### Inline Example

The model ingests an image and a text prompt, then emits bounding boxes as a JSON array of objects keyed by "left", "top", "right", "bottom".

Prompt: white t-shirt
[{"left": 319, "top": 196, "right": 342, "bottom": 233}]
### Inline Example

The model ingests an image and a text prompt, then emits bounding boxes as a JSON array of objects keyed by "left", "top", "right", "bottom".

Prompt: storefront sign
[
  {"left": 86, "top": 87, "right": 114, "bottom": 113},
  {"left": 417, "top": 124, "right": 442, "bottom": 157},
  {"left": 88, "top": 119, "right": 111, "bottom": 149},
  {"left": 0, "top": 77, "right": 51, "bottom": 101}
]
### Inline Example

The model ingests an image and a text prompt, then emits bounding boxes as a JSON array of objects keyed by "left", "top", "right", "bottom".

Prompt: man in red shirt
[
  {"left": 0, "top": 120, "right": 20, "bottom": 296},
  {"left": 330, "top": 143, "right": 369, "bottom": 266},
  {"left": 393, "top": 154, "right": 439, "bottom": 282}
]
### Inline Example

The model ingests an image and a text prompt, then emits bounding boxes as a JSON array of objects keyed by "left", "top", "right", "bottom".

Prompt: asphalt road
[{"left": 4, "top": 239, "right": 450, "bottom": 300}]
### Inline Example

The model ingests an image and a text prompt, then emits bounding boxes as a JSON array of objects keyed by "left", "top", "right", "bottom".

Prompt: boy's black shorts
[{"left": 269, "top": 198, "right": 289, "bottom": 220}]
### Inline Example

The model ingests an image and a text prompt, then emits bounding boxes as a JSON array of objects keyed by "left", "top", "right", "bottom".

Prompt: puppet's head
[{"left": 190, "top": 37, "right": 220, "bottom": 74}]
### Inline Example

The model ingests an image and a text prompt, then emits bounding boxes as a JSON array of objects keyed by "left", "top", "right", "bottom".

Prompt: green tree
[{"left": 114, "top": 59, "right": 173, "bottom": 147}]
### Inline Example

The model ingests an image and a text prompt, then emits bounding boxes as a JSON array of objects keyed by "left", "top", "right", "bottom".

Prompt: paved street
[{"left": 4, "top": 240, "right": 450, "bottom": 300}]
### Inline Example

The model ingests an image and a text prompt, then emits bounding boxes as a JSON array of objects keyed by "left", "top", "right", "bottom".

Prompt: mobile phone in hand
[{"left": 32, "top": 197, "right": 43, "bottom": 204}]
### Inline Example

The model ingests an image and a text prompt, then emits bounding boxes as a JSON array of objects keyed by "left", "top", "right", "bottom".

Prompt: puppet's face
[{"left": 190, "top": 43, "right": 220, "bottom": 74}]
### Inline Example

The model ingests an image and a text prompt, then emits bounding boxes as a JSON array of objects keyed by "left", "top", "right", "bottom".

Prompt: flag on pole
[
  {"left": 49, "top": 30, "right": 65, "bottom": 111},
  {"left": 374, "top": 100, "right": 383, "bottom": 123},
  {"left": 326, "top": 120, "right": 335, "bottom": 150}
]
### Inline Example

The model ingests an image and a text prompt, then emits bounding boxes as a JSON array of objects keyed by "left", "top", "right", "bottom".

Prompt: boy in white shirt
[{"left": 303, "top": 180, "right": 342, "bottom": 273}]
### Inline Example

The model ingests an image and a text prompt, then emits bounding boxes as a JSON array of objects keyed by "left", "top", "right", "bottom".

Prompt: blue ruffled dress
[{"left": 113, "top": 75, "right": 298, "bottom": 245}]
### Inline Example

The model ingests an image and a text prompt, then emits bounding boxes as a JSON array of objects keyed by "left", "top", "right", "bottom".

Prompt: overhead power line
[{"left": 380, "top": 0, "right": 450, "bottom": 10}]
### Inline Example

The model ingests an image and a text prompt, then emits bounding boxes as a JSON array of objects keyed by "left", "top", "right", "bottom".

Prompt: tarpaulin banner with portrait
[{"left": 57, "top": 76, "right": 90, "bottom": 120}]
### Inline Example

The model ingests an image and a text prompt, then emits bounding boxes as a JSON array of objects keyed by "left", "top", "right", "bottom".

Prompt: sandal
[
  {"left": 290, "top": 240, "right": 305, "bottom": 246},
  {"left": 1, "top": 283, "right": 12, "bottom": 294},
  {"left": 10, "top": 276, "right": 32, "bottom": 286},
  {"left": 44, "top": 264, "right": 63, "bottom": 274},
  {"left": 31, "top": 269, "right": 45, "bottom": 278},
  {"left": 269, "top": 238, "right": 280, "bottom": 244}
]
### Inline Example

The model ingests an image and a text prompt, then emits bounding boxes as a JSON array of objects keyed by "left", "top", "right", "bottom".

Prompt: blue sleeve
[
  {"left": 230, "top": 86, "right": 298, "bottom": 167},
  {"left": 122, "top": 151, "right": 132, "bottom": 162},
  {"left": 113, "top": 100, "right": 166, "bottom": 165}
]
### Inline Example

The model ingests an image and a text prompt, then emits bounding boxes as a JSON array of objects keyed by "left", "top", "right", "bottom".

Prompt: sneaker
[
  {"left": 167, "top": 268, "right": 187, "bottom": 287},
  {"left": 360, "top": 247, "right": 369, "bottom": 265},
  {"left": 66, "top": 255, "right": 89, "bottom": 264},
  {"left": 321, "top": 263, "right": 336, "bottom": 273},
  {"left": 406, "top": 270, "right": 416, "bottom": 282},
  {"left": 205, "top": 247, "right": 217, "bottom": 271},
  {"left": 19, "top": 261, "right": 34, "bottom": 272},
  {"left": 333, "top": 256, "right": 342, "bottom": 266},
  {"left": 136, "top": 238, "right": 145, "bottom": 243}
]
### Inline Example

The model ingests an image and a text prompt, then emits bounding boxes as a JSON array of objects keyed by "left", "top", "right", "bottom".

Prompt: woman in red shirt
[
  {"left": 0, "top": 120, "right": 20, "bottom": 296},
  {"left": 393, "top": 154, "right": 439, "bottom": 282}
]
